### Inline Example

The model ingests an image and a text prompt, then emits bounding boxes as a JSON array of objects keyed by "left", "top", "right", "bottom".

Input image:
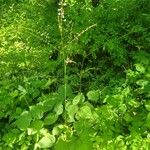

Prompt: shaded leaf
[{"left": 44, "top": 113, "right": 58, "bottom": 125}]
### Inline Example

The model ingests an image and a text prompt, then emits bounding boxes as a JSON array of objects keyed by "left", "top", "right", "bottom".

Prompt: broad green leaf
[
  {"left": 21, "top": 144, "right": 28, "bottom": 150},
  {"left": 43, "top": 78, "right": 56, "bottom": 89},
  {"left": 70, "top": 135, "right": 93, "bottom": 150},
  {"left": 119, "top": 104, "right": 127, "bottom": 113},
  {"left": 27, "top": 128, "right": 37, "bottom": 135},
  {"left": 77, "top": 105, "right": 93, "bottom": 120},
  {"left": 42, "top": 98, "right": 56, "bottom": 112},
  {"left": 58, "top": 84, "right": 73, "bottom": 98},
  {"left": 67, "top": 104, "right": 78, "bottom": 122},
  {"left": 30, "top": 120, "right": 43, "bottom": 131},
  {"left": 10, "top": 90, "right": 19, "bottom": 98},
  {"left": 54, "top": 103, "right": 63, "bottom": 115},
  {"left": 2, "top": 129, "right": 19, "bottom": 144},
  {"left": 136, "top": 79, "right": 149, "bottom": 87},
  {"left": 37, "top": 135, "right": 56, "bottom": 149},
  {"left": 52, "top": 126, "right": 60, "bottom": 136},
  {"left": 128, "top": 99, "right": 140, "bottom": 108},
  {"left": 54, "top": 139, "right": 70, "bottom": 150},
  {"left": 87, "top": 90, "right": 99, "bottom": 102},
  {"left": 55, "top": 134, "right": 93, "bottom": 150},
  {"left": 105, "top": 95, "right": 120, "bottom": 107},
  {"left": 15, "top": 111, "right": 32, "bottom": 130},
  {"left": 52, "top": 125, "right": 66, "bottom": 136},
  {"left": 18, "top": 85, "right": 27, "bottom": 95},
  {"left": 30, "top": 104, "right": 43, "bottom": 119},
  {"left": 146, "top": 113, "right": 150, "bottom": 127},
  {"left": 124, "top": 113, "right": 133, "bottom": 122},
  {"left": 135, "top": 64, "right": 145, "bottom": 73},
  {"left": 144, "top": 84, "right": 150, "bottom": 93},
  {"left": 44, "top": 113, "right": 58, "bottom": 125},
  {"left": 15, "top": 107, "right": 23, "bottom": 115},
  {"left": 145, "top": 102, "right": 150, "bottom": 111},
  {"left": 72, "top": 93, "right": 85, "bottom": 105}
]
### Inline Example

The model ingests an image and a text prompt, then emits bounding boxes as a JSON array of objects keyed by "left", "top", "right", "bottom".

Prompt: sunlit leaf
[
  {"left": 77, "top": 105, "right": 93, "bottom": 120},
  {"left": 72, "top": 93, "right": 85, "bottom": 105},
  {"left": 87, "top": 90, "right": 100, "bottom": 102},
  {"left": 37, "top": 135, "right": 56, "bottom": 149},
  {"left": 67, "top": 104, "right": 78, "bottom": 122},
  {"left": 135, "top": 64, "right": 145, "bottom": 73},
  {"left": 54, "top": 103, "right": 63, "bottom": 115},
  {"left": 30, "top": 105, "right": 44, "bottom": 119},
  {"left": 15, "top": 111, "right": 32, "bottom": 130}
]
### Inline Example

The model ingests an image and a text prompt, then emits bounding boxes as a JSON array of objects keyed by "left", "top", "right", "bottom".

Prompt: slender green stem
[{"left": 58, "top": 0, "right": 67, "bottom": 124}]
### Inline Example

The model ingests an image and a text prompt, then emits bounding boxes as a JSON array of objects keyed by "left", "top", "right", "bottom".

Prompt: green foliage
[{"left": 0, "top": 0, "right": 150, "bottom": 149}]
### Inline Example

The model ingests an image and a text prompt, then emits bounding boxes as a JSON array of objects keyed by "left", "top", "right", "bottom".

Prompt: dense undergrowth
[{"left": 0, "top": 0, "right": 150, "bottom": 149}]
